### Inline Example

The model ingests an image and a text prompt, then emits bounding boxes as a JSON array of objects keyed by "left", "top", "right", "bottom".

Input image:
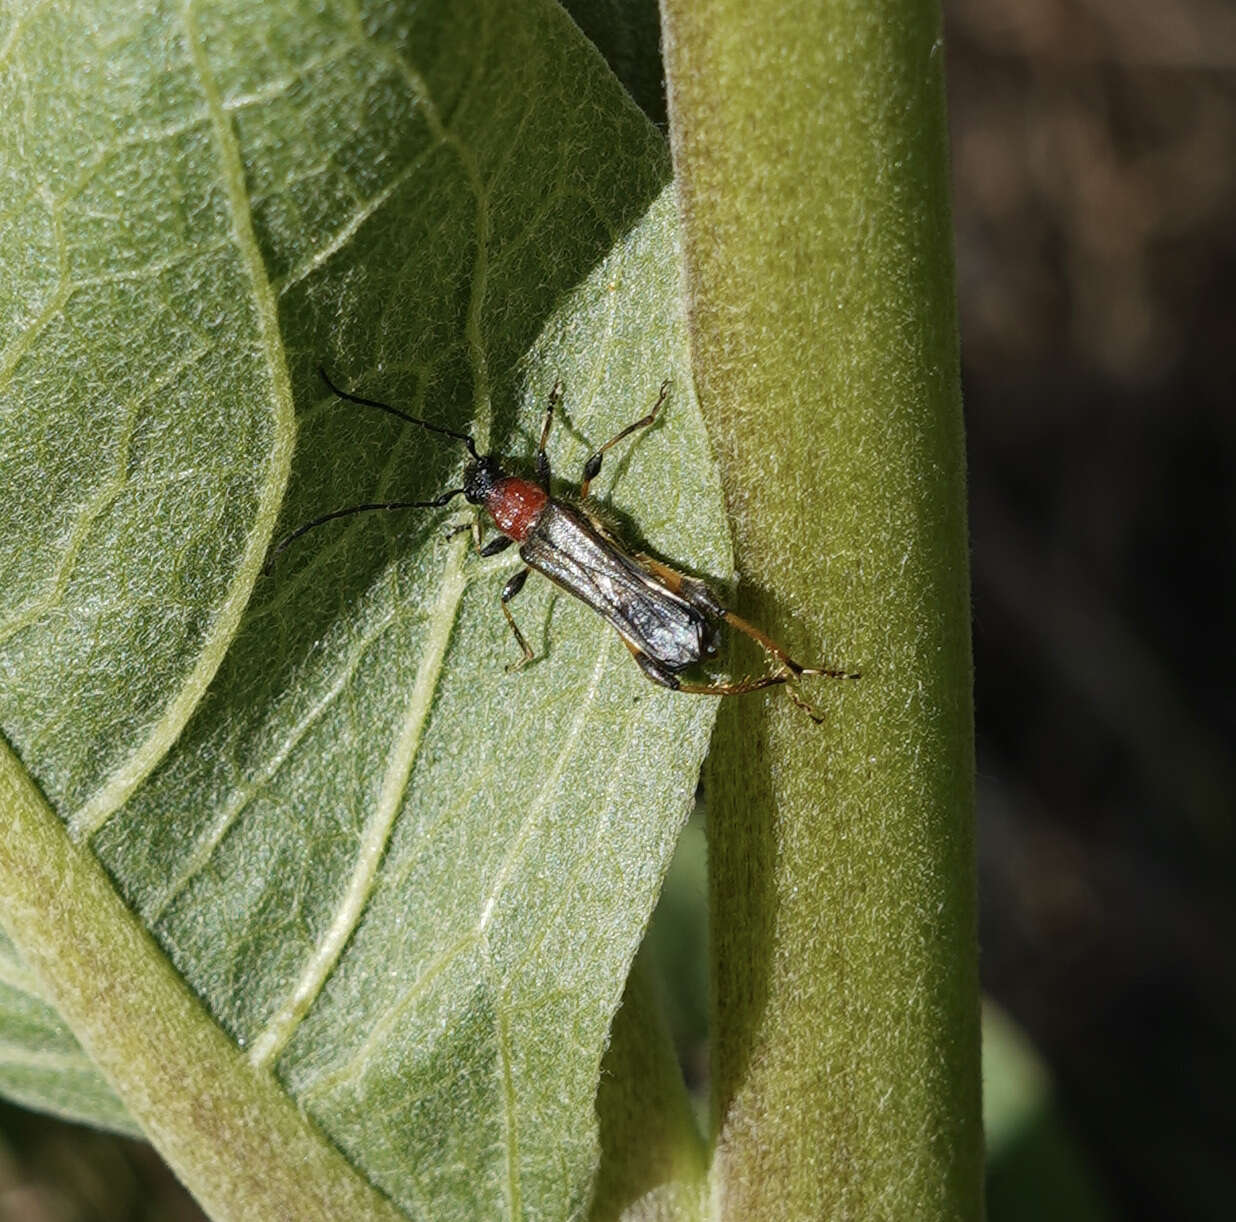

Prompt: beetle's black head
[{"left": 462, "top": 454, "right": 505, "bottom": 505}]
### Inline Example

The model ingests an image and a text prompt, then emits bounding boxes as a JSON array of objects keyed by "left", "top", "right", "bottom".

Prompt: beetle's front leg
[
  {"left": 443, "top": 516, "right": 481, "bottom": 547},
  {"left": 455, "top": 519, "right": 513, "bottom": 556}
]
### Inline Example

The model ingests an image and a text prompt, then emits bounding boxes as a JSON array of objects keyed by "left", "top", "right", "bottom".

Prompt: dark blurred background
[
  {"left": 953, "top": 0, "right": 1235, "bottom": 1217},
  {"left": 3, "top": 1, "right": 1233, "bottom": 1217}
]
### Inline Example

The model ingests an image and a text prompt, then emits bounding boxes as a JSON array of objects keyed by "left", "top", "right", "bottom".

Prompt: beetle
[{"left": 266, "top": 369, "right": 858, "bottom": 719}]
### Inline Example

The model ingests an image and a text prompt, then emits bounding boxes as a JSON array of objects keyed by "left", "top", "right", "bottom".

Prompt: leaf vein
[
  {"left": 476, "top": 636, "right": 612, "bottom": 935},
  {"left": 345, "top": 4, "right": 494, "bottom": 446},
  {"left": 297, "top": 929, "right": 481, "bottom": 1106},
  {"left": 0, "top": 342, "right": 210, "bottom": 647},
  {"left": 274, "top": 147, "right": 433, "bottom": 296},
  {"left": 248, "top": 542, "right": 470, "bottom": 1067},
  {"left": 0, "top": 192, "right": 70, "bottom": 384},
  {"left": 0, "top": 952, "right": 45, "bottom": 999},
  {"left": 143, "top": 603, "right": 399, "bottom": 926},
  {"left": 0, "top": 1043, "right": 98, "bottom": 1073},
  {"left": 496, "top": 1004, "right": 522, "bottom": 1220},
  {"left": 66, "top": 0, "right": 297, "bottom": 839}
]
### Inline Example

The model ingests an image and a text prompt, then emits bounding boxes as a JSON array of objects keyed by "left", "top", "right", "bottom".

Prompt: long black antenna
[
  {"left": 318, "top": 366, "right": 478, "bottom": 458},
  {"left": 264, "top": 488, "right": 465, "bottom": 574}
]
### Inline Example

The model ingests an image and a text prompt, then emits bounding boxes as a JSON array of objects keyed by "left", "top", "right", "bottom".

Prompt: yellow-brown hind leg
[
  {"left": 616, "top": 562, "right": 858, "bottom": 718},
  {"left": 719, "top": 609, "right": 860, "bottom": 682},
  {"left": 675, "top": 670, "right": 827, "bottom": 723}
]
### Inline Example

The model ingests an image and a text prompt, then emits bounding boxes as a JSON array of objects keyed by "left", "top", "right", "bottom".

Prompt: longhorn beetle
[{"left": 266, "top": 369, "right": 859, "bottom": 720}]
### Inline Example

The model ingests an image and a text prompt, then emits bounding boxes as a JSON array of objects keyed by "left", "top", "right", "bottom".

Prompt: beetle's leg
[
  {"left": 475, "top": 532, "right": 528, "bottom": 665},
  {"left": 677, "top": 608, "right": 858, "bottom": 723},
  {"left": 719, "top": 608, "right": 860, "bottom": 681},
  {"left": 675, "top": 672, "right": 785, "bottom": 696},
  {"left": 536, "top": 380, "right": 562, "bottom": 491},
  {"left": 622, "top": 636, "right": 819, "bottom": 720},
  {"left": 636, "top": 554, "right": 860, "bottom": 681},
  {"left": 632, "top": 653, "right": 827, "bottom": 722},
  {"left": 579, "top": 379, "right": 670, "bottom": 499},
  {"left": 480, "top": 534, "right": 514, "bottom": 557},
  {"left": 455, "top": 517, "right": 512, "bottom": 555},
  {"left": 621, "top": 632, "right": 830, "bottom": 720},
  {"left": 500, "top": 567, "right": 535, "bottom": 670},
  {"left": 675, "top": 672, "right": 830, "bottom": 724},
  {"left": 619, "top": 639, "right": 682, "bottom": 690}
]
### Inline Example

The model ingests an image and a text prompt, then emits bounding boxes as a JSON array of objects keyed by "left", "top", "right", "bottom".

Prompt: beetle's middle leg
[
  {"left": 579, "top": 379, "right": 670, "bottom": 499},
  {"left": 468, "top": 531, "right": 534, "bottom": 668},
  {"left": 500, "top": 566, "right": 535, "bottom": 670}
]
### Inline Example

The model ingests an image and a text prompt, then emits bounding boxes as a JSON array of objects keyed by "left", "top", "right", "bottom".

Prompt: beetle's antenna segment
[
  {"left": 318, "top": 367, "right": 479, "bottom": 458},
  {"left": 264, "top": 489, "right": 465, "bottom": 574}
]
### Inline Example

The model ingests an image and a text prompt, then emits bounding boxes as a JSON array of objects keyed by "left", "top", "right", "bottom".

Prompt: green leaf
[
  {"left": 0, "top": 928, "right": 139, "bottom": 1137},
  {"left": 559, "top": 0, "right": 667, "bottom": 128},
  {"left": 0, "top": 1, "right": 726, "bottom": 1217}
]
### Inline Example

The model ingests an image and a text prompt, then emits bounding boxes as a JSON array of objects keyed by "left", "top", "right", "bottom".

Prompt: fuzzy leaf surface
[{"left": 0, "top": 1, "right": 726, "bottom": 1216}]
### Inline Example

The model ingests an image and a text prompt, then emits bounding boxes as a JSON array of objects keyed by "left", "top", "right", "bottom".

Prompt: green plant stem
[
  {"left": 660, "top": 0, "right": 982, "bottom": 1217},
  {"left": 0, "top": 740, "right": 403, "bottom": 1222}
]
